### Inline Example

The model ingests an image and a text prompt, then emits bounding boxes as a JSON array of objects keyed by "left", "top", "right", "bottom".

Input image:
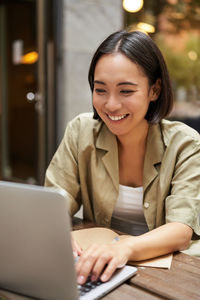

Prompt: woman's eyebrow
[
  {"left": 93, "top": 80, "right": 138, "bottom": 86},
  {"left": 93, "top": 80, "right": 106, "bottom": 85},
  {"left": 117, "top": 82, "right": 138, "bottom": 86}
]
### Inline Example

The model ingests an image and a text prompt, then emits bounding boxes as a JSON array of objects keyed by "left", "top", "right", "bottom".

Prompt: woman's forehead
[{"left": 94, "top": 53, "right": 148, "bottom": 83}]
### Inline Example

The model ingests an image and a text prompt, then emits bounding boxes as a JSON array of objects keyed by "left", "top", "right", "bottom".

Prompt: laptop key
[{"left": 78, "top": 277, "right": 104, "bottom": 296}]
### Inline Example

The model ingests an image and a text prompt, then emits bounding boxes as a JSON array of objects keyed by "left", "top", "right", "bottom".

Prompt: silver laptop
[{"left": 0, "top": 181, "right": 137, "bottom": 300}]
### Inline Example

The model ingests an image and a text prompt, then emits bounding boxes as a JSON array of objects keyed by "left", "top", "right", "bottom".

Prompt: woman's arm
[
  {"left": 123, "top": 222, "right": 193, "bottom": 260},
  {"left": 45, "top": 119, "right": 82, "bottom": 216},
  {"left": 76, "top": 222, "right": 192, "bottom": 284}
]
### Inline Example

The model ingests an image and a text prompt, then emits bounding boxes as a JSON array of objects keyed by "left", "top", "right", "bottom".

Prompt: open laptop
[{"left": 0, "top": 181, "right": 137, "bottom": 300}]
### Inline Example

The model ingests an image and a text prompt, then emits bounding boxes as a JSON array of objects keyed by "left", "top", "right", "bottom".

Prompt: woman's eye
[
  {"left": 120, "top": 90, "right": 134, "bottom": 95},
  {"left": 94, "top": 88, "right": 106, "bottom": 94}
]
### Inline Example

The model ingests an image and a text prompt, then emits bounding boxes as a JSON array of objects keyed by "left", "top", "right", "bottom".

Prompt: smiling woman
[
  {"left": 89, "top": 30, "right": 172, "bottom": 124},
  {"left": 45, "top": 30, "right": 200, "bottom": 286},
  {"left": 92, "top": 52, "right": 160, "bottom": 140}
]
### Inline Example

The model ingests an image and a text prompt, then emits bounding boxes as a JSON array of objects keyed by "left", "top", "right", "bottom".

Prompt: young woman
[{"left": 45, "top": 30, "right": 200, "bottom": 285}]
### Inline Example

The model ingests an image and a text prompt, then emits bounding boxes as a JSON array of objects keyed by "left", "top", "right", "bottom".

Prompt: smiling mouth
[{"left": 107, "top": 114, "right": 129, "bottom": 121}]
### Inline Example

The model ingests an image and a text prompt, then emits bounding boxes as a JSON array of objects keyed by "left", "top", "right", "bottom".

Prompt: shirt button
[{"left": 144, "top": 202, "right": 149, "bottom": 209}]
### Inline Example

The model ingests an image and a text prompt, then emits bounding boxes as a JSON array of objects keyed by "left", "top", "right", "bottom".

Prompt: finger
[
  {"left": 76, "top": 249, "right": 98, "bottom": 284},
  {"left": 117, "top": 262, "right": 126, "bottom": 268},
  {"left": 74, "top": 240, "right": 83, "bottom": 256},
  {"left": 100, "top": 259, "right": 120, "bottom": 282},
  {"left": 91, "top": 253, "right": 111, "bottom": 281},
  {"left": 72, "top": 238, "right": 83, "bottom": 257}
]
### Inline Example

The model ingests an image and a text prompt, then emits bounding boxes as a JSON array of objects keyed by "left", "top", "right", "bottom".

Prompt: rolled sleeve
[{"left": 166, "top": 146, "right": 200, "bottom": 237}]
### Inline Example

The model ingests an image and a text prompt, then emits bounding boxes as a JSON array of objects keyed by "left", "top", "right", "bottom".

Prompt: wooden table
[
  {"left": 102, "top": 252, "right": 200, "bottom": 300},
  {"left": 0, "top": 219, "right": 200, "bottom": 300},
  {"left": 73, "top": 218, "right": 200, "bottom": 300}
]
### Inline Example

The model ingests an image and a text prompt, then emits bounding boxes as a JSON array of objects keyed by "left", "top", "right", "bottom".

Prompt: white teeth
[{"left": 108, "top": 114, "right": 127, "bottom": 121}]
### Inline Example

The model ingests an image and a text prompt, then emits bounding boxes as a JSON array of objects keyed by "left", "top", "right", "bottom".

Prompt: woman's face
[{"left": 93, "top": 53, "right": 158, "bottom": 139}]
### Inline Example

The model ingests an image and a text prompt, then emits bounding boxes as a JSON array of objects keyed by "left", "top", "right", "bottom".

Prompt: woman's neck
[
  {"left": 117, "top": 121, "right": 149, "bottom": 151},
  {"left": 117, "top": 121, "right": 149, "bottom": 187}
]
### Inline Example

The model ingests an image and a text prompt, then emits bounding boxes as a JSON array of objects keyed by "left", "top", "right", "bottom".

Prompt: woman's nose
[{"left": 105, "top": 95, "right": 122, "bottom": 112}]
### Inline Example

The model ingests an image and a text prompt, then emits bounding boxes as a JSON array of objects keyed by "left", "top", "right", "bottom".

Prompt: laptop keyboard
[
  {"left": 75, "top": 256, "right": 104, "bottom": 298},
  {"left": 77, "top": 275, "right": 103, "bottom": 297},
  {"left": 74, "top": 255, "right": 137, "bottom": 300}
]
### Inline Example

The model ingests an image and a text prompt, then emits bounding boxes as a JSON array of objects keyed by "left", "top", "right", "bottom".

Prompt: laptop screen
[{"left": 0, "top": 181, "right": 79, "bottom": 300}]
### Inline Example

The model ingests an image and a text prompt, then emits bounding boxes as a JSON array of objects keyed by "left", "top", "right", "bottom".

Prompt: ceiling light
[
  {"left": 188, "top": 51, "right": 198, "bottom": 61},
  {"left": 137, "top": 22, "right": 155, "bottom": 33},
  {"left": 123, "top": 0, "right": 144, "bottom": 13},
  {"left": 21, "top": 51, "right": 38, "bottom": 64}
]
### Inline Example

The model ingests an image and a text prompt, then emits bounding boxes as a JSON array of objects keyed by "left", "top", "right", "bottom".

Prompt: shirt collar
[
  {"left": 143, "top": 122, "right": 165, "bottom": 192},
  {"left": 96, "top": 123, "right": 119, "bottom": 192},
  {"left": 95, "top": 121, "right": 165, "bottom": 193}
]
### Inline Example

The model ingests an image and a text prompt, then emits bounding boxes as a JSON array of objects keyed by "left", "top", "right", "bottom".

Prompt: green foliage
[{"left": 155, "top": 34, "right": 200, "bottom": 90}]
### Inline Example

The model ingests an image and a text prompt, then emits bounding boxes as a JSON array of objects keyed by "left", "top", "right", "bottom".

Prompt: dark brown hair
[{"left": 88, "top": 30, "right": 173, "bottom": 123}]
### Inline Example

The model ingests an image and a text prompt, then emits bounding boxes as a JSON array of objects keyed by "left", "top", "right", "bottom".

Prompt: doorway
[{"left": 0, "top": 0, "right": 57, "bottom": 185}]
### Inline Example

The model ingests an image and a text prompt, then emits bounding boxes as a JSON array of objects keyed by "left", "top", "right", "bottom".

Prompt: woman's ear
[{"left": 150, "top": 78, "right": 161, "bottom": 102}]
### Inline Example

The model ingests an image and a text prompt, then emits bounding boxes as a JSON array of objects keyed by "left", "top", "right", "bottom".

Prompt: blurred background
[{"left": 0, "top": 0, "right": 199, "bottom": 185}]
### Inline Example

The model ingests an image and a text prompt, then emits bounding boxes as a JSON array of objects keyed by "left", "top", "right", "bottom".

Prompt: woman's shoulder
[
  {"left": 66, "top": 112, "right": 102, "bottom": 133},
  {"left": 160, "top": 119, "right": 200, "bottom": 149},
  {"left": 161, "top": 119, "right": 200, "bottom": 141}
]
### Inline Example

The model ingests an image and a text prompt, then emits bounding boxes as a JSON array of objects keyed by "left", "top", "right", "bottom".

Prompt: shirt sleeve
[
  {"left": 44, "top": 119, "right": 82, "bottom": 216},
  {"left": 165, "top": 141, "right": 200, "bottom": 238}
]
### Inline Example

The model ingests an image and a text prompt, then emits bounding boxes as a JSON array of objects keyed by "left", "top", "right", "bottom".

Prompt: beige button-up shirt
[{"left": 45, "top": 113, "right": 200, "bottom": 256}]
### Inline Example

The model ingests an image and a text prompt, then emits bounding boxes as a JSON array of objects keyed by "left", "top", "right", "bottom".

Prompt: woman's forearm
[{"left": 123, "top": 222, "right": 193, "bottom": 261}]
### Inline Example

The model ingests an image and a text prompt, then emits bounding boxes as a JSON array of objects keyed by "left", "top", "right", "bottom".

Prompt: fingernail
[
  {"left": 101, "top": 274, "right": 108, "bottom": 282},
  {"left": 73, "top": 251, "right": 78, "bottom": 258},
  {"left": 117, "top": 263, "right": 125, "bottom": 268},
  {"left": 91, "top": 274, "right": 97, "bottom": 282},
  {"left": 77, "top": 275, "right": 85, "bottom": 285}
]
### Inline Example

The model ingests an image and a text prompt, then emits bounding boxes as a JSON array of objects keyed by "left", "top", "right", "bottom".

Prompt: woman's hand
[
  {"left": 75, "top": 222, "right": 193, "bottom": 286},
  {"left": 75, "top": 240, "right": 132, "bottom": 285},
  {"left": 71, "top": 235, "right": 83, "bottom": 258}
]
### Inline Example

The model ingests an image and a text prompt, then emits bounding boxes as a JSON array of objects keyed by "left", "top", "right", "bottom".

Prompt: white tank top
[{"left": 111, "top": 184, "right": 149, "bottom": 236}]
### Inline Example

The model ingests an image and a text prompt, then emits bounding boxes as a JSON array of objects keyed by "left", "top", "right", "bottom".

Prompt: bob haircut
[{"left": 88, "top": 30, "right": 174, "bottom": 123}]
